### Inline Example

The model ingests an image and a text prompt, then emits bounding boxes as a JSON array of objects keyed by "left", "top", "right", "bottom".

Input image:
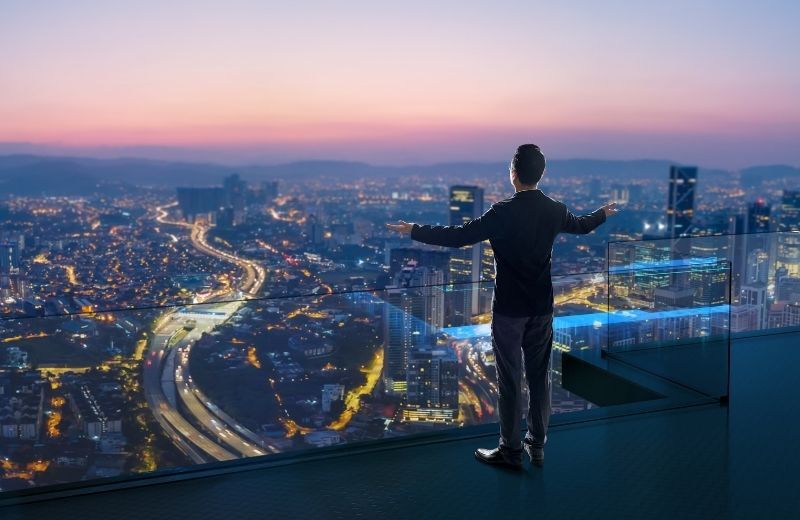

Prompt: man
[{"left": 386, "top": 144, "right": 618, "bottom": 470}]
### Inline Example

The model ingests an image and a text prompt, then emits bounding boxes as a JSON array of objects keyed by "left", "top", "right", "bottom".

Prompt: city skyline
[
  {"left": 1, "top": 157, "right": 798, "bottom": 492},
  {"left": 2, "top": 1, "right": 800, "bottom": 497},
  {"left": 2, "top": 1, "right": 799, "bottom": 168}
]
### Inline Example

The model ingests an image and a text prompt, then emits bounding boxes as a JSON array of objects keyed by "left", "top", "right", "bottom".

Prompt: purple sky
[{"left": 1, "top": 1, "right": 798, "bottom": 168}]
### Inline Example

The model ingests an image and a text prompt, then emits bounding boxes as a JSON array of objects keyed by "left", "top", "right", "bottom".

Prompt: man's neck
[{"left": 514, "top": 184, "right": 538, "bottom": 193}]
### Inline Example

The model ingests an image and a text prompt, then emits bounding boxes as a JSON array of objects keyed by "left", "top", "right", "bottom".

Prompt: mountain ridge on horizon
[
  {"left": 0, "top": 153, "right": 797, "bottom": 196},
  {"left": 0, "top": 151, "right": 774, "bottom": 170}
]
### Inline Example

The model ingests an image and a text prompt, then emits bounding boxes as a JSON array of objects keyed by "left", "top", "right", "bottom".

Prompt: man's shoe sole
[{"left": 473, "top": 451, "right": 523, "bottom": 470}]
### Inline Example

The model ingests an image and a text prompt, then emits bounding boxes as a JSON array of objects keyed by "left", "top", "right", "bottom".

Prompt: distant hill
[
  {"left": 0, "top": 158, "right": 105, "bottom": 196},
  {"left": 740, "top": 164, "right": 800, "bottom": 187},
  {"left": 0, "top": 153, "right": 791, "bottom": 195}
]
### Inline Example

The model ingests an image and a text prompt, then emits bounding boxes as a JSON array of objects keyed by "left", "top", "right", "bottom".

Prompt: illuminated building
[
  {"left": 730, "top": 304, "right": 760, "bottom": 333},
  {"left": 321, "top": 384, "right": 345, "bottom": 413},
  {"left": 0, "top": 241, "right": 20, "bottom": 273},
  {"left": 176, "top": 187, "right": 224, "bottom": 223},
  {"left": 783, "top": 302, "right": 800, "bottom": 327},
  {"left": 776, "top": 190, "right": 800, "bottom": 277},
  {"left": 383, "top": 261, "right": 445, "bottom": 396},
  {"left": 776, "top": 274, "right": 800, "bottom": 303},
  {"left": 740, "top": 282, "right": 768, "bottom": 329},
  {"left": 0, "top": 241, "right": 23, "bottom": 298},
  {"left": 728, "top": 213, "right": 747, "bottom": 297},
  {"left": 628, "top": 244, "right": 673, "bottom": 308},
  {"left": 610, "top": 184, "right": 630, "bottom": 204},
  {"left": 479, "top": 241, "right": 495, "bottom": 314},
  {"left": 448, "top": 185, "right": 483, "bottom": 325},
  {"left": 687, "top": 240, "right": 730, "bottom": 307},
  {"left": 306, "top": 214, "right": 325, "bottom": 245},
  {"left": 223, "top": 174, "right": 247, "bottom": 226},
  {"left": 746, "top": 249, "right": 770, "bottom": 285},
  {"left": 747, "top": 198, "right": 771, "bottom": 233},
  {"left": 403, "top": 348, "right": 458, "bottom": 423},
  {"left": 666, "top": 166, "right": 697, "bottom": 258}
]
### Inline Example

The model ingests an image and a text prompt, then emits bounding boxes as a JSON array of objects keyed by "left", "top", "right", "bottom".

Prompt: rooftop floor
[{"left": 3, "top": 331, "right": 799, "bottom": 519}]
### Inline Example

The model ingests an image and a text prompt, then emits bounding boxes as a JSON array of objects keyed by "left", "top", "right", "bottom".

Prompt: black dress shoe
[
  {"left": 523, "top": 439, "right": 544, "bottom": 466},
  {"left": 474, "top": 447, "right": 523, "bottom": 470}
]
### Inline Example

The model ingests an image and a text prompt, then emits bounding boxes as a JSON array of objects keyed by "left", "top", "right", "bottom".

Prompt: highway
[
  {"left": 189, "top": 223, "right": 266, "bottom": 297},
  {"left": 171, "top": 305, "right": 274, "bottom": 457},
  {"left": 462, "top": 344, "right": 499, "bottom": 419},
  {"left": 142, "top": 326, "right": 236, "bottom": 463},
  {"left": 145, "top": 202, "right": 272, "bottom": 461}
]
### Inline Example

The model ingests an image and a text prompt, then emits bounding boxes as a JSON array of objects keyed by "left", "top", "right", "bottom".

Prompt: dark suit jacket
[{"left": 410, "top": 189, "right": 606, "bottom": 317}]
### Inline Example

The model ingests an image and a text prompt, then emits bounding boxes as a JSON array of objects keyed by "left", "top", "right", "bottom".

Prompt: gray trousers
[{"left": 490, "top": 311, "right": 554, "bottom": 451}]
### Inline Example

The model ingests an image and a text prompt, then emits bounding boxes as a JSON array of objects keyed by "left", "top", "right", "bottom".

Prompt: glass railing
[
  {"left": 0, "top": 277, "right": 576, "bottom": 491},
  {"left": 7, "top": 233, "right": 800, "bottom": 497},
  {"left": 605, "top": 258, "right": 731, "bottom": 398},
  {"left": 0, "top": 264, "right": 736, "bottom": 497},
  {"left": 609, "top": 232, "right": 800, "bottom": 334}
]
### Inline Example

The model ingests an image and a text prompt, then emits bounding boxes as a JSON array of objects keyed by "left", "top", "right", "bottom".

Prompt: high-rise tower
[
  {"left": 666, "top": 166, "right": 697, "bottom": 239},
  {"left": 448, "top": 185, "right": 484, "bottom": 325}
]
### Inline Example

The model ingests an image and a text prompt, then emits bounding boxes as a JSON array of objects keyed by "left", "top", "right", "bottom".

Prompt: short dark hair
[{"left": 511, "top": 144, "right": 546, "bottom": 185}]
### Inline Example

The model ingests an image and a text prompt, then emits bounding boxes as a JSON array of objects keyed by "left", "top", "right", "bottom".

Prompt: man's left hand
[{"left": 601, "top": 202, "right": 621, "bottom": 217}]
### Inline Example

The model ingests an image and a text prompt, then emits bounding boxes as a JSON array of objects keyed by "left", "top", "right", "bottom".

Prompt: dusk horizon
[
  {"left": 1, "top": 139, "right": 798, "bottom": 171},
  {"left": 3, "top": 1, "right": 799, "bottom": 170}
]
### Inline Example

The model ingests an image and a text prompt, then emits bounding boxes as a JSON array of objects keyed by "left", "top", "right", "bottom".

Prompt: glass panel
[
  {"left": 607, "top": 238, "right": 732, "bottom": 398},
  {"left": 609, "top": 232, "right": 800, "bottom": 335},
  {"left": 0, "top": 273, "right": 622, "bottom": 493}
]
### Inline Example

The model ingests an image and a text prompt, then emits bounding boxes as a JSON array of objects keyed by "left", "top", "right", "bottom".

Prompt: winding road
[{"left": 143, "top": 202, "right": 271, "bottom": 462}]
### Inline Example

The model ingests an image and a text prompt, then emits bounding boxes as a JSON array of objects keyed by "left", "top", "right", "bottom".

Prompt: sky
[{"left": 1, "top": 0, "right": 799, "bottom": 168}]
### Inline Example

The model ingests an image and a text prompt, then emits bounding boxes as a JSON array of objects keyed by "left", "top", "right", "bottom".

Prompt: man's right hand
[
  {"left": 601, "top": 202, "right": 620, "bottom": 217},
  {"left": 386, "top": 220, "right": 414, "bottom": 235}
]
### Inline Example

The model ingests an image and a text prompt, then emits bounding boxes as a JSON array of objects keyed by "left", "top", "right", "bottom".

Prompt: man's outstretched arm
[
  {"left": 386, "top": 208, "right": 500, "bottom": 248},
  {"left": 562, "top": 202, "right": 619, "bottom": 234}
]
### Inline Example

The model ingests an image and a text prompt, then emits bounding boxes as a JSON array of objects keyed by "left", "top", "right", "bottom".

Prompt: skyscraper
[
  {"left": 448, "top": 185, "right": 483, "bottom": 325},
  {"left": 747, "top": 198, "right": 771, "bottom": 233},
  {"left": 610, "top": 184, "right": 630, "bottom": 204},
  {"left": 776, "top": 190, "right": 800, "bottom": 277},
  {"left": 404, "top": 348, "right": 459, "bottom": 423},
  {"left": 627, "top": 243, "right": 672, "bottom": 308},
  {"left": 743, "top": 197, "right": 773, "bottom": 292},
  {"left": 728, "top": 213, "right": 747, "bottom": 297},
  {"left": 666, "top": 166, "right": 697, "bottom": 239},
  {"left": 176, "top": 187, "right": 224, "bottom": 223},
  {"left": 223, "top": 174, "right": 247, "bottom": 226},
  {"left": 479, "top": 241, "right": 495, "bottom": 314},
  {"left": 740, "top": 282, "right": 768, "bottom": 329},
  {"left": 0, "top": 241, "right": 22, "bottom": 298},
  {"left": 746, "top": 249, "right": 770, "bottom": 285},
  {"left": 0, "top": 241, "right": 20, "bottom": 274},
  {"left": 306, "top": 214, "right": 325, "bottom": 245},
  {"left": 383, "top": 261, "right": 445, "bottom": 396}
]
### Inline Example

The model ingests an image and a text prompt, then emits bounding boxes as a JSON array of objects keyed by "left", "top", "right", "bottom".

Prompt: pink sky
[{"left": 1, "top": 1, "right": 798, "bottom": 168}]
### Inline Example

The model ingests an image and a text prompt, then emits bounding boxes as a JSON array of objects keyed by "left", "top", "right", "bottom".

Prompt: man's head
[{"left": 509, "top": 144, "right": 546, "bottom": 189}]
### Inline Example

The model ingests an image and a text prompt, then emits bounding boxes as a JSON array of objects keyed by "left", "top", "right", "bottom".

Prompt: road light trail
[
  {"left": 143, "top": 330, "right": 236, "bottom": 462},
  {"left": 147, "top": 201, "right": 272, "bottom": 461}
]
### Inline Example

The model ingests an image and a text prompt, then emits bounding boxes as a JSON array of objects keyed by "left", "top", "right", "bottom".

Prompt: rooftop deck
[{"left": 3, "top": 330, "right": 797, "bottom": 519}]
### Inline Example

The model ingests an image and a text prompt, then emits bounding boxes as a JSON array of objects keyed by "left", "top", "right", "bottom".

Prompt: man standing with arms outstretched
[{"left": 387, "top": 144, "right": 618, "bottom": 470}]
